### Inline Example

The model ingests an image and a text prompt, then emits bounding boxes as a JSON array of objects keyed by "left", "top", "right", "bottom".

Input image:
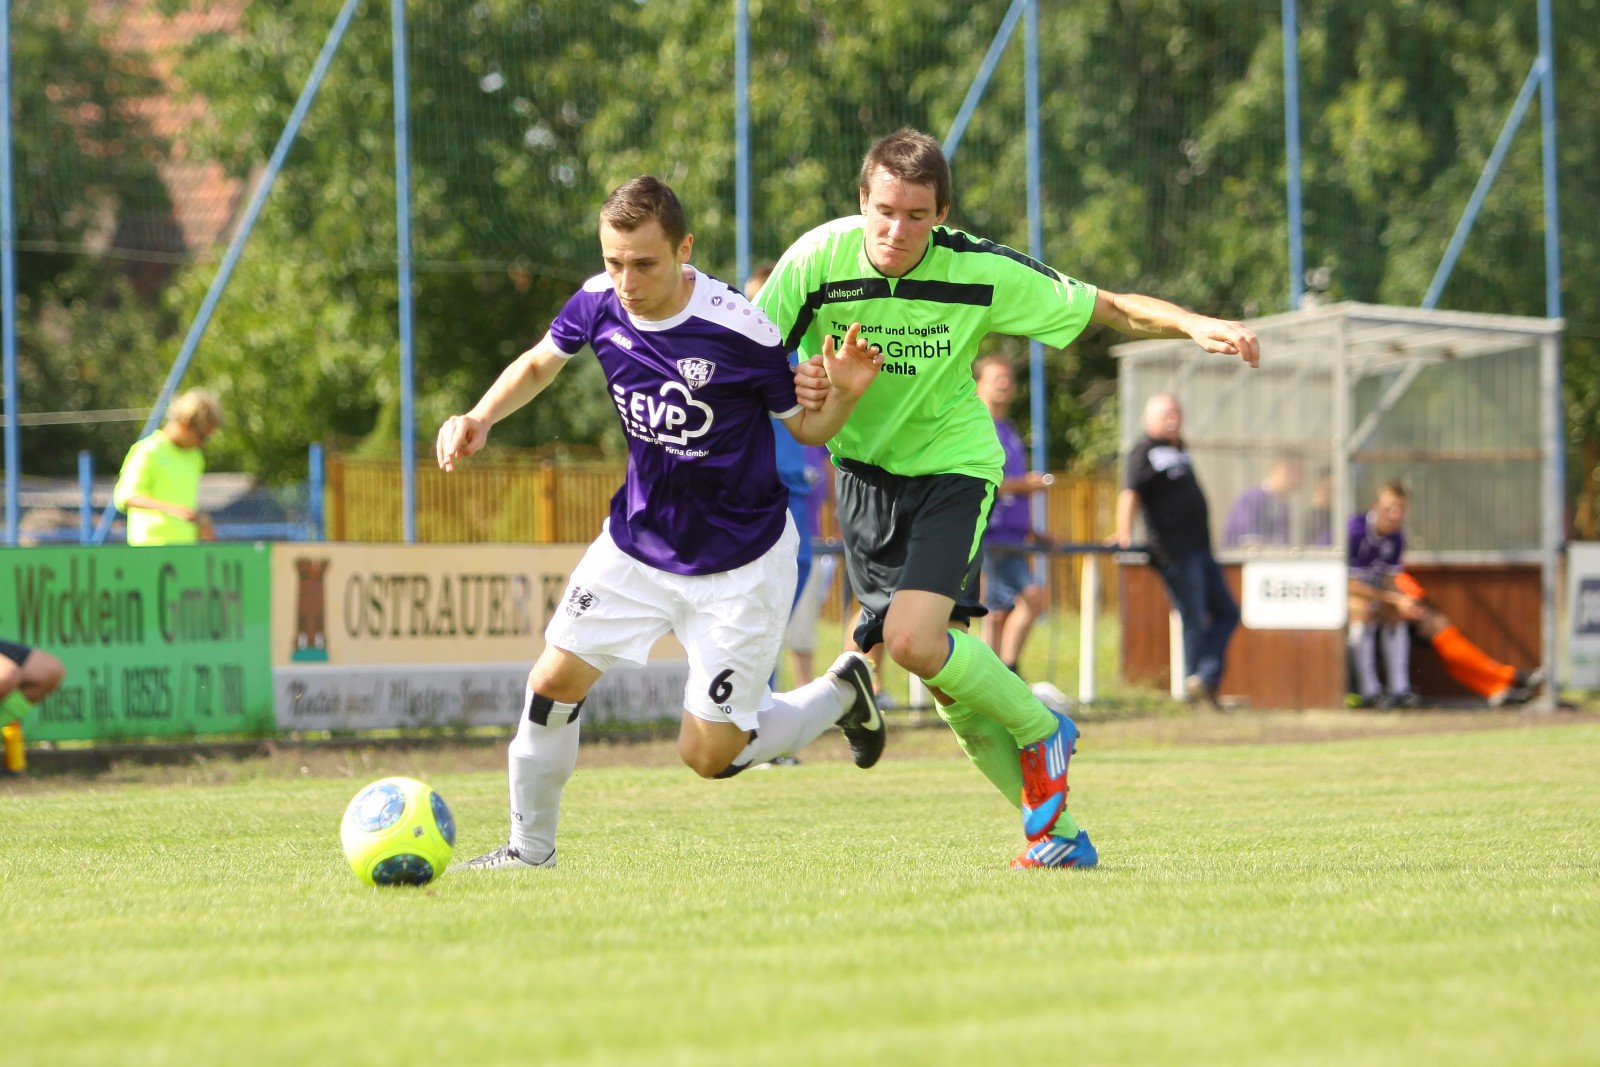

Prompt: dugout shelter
[{"left": 1113, "top": 302, "right": 1563, "bottom": 710}]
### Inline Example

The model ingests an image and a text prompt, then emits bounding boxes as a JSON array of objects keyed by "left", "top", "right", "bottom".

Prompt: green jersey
[
  {"left": 113, "top": 430, "right": 205, "bottom": 546},
  {"left": 756, "top": 216, "right": 1097, "bottom": 481}
]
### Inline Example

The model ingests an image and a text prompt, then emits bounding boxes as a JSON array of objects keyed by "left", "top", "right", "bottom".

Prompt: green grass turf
[{"left": 4, "top": 723, "right": 1597, "bottom": 1067}]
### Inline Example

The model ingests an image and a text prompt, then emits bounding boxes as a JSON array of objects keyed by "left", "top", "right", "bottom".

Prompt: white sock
[
  {"left": 507, "top": 687, "right": 581, "bottom": 863},
  {"left": 1349, "top": 623, "right": 1381, "bottom": 698},
  {"left": 1381, "top": 623, "right": 1411, "bottom": 694},
  {"left": 732, "top": 675, "right": 849, "bottom": 768}
]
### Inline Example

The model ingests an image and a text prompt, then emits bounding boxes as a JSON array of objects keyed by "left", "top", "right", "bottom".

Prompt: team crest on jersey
[
  {"left": 677, "top": 357, "right": 716, "bottom": 390},
  {"left": 564, "top": 587, "right": 598, "bottom": 618}
]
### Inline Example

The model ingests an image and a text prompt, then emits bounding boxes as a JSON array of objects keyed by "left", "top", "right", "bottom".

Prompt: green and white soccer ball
[{"left": 340, "top": 777, "right": 456, "bottom": 887}]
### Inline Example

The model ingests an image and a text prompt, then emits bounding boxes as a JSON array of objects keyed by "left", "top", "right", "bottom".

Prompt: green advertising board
[{"left": 0, "top": 544, "right": 274, "bottom": 741}]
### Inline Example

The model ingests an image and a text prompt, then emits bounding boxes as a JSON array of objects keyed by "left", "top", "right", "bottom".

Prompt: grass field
[{"left": 5, "top": 717, "right": 1598, "bottom": 1067}]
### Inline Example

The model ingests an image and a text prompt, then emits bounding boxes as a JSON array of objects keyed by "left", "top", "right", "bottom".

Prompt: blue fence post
[
  {"left": 78, "top": 450, "right": 93, "bottom": 543},
  {"left": 1536, "top": 0, "right": 1561, "bottom": 320},
  {"left": 734, "top": 0, "right": 751, "bottom": 288},
  {"left": 1025, "top": 0, "right": 1047, "bottom": 530},
  {"left": 308, "top": 442, "right": 325, "bottom": 542},
  {"left": 1281, "top": 0, "right": 1304, "bottom": 310},
  {"left": 2, "top": 0, "right": 18, "bottom": 545},
  {"left": 392, "top": 0, "right": 416, "bottom": 544}
]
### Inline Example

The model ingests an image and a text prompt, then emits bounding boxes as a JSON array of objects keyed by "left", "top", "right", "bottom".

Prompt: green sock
[
  {"left": 936, "top": 697, "right": 1080, "bottom": 838},
  {"left": 927, "top": 629, "right": 1055, "bottom": 747},
  {"left": 935, "top": 697, "right": 1023, "bottom": 810},
  {"left": 1, "top": 690, "right": 32, "bottom": 724}
]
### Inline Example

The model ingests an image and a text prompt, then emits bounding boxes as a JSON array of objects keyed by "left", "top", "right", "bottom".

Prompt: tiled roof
[{"left": 100, "top": 0, "right": 250, "bottom": 254}]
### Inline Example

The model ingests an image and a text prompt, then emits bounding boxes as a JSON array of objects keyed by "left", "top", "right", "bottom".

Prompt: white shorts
[
  {"left": 544, "top": 517, "right": 799, "bottom": 731},
  {"left": 784, "top": 553, "right": 837, "bottom": 655}
]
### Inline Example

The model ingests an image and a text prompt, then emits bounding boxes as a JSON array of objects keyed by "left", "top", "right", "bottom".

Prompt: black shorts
[
  {"left": 834, "top": 459, "right": 992, "bottom": 651},
  {"left": 0, "top": 639, "right": 34, "bottom": 667}
]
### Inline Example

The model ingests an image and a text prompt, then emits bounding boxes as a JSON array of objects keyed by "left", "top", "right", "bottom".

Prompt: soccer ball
[{"left": 340, "top": 777, "right": 456, "bottom": 887}]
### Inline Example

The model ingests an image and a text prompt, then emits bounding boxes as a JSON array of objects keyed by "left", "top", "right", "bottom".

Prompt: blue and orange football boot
[
  {"left": 1019, "top": 709, "right": 1078, "bottom": 841},
  {"left": 1011, "top": 829, "right": 1098, "bottom": 869}
]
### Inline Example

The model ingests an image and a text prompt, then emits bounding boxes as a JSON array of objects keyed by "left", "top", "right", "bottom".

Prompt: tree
[{"left": 7, "top": 0, "right": 173, "bottom": 476}]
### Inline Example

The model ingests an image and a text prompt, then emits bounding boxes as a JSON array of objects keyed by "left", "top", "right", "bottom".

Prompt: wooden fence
[{"left": 325, "top": 452, "right": 1120, "bottom": 613}]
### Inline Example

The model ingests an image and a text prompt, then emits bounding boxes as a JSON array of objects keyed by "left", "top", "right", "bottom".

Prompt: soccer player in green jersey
[{"left": 755, "top": 128, "right": 1259, "bottom": 868}]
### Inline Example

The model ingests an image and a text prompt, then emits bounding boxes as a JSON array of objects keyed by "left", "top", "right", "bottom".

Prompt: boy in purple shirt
[
  {"left": 974, "top": 355, "right": 1052, "bottom": 674},
  {"left": 435, "top": 177, "right": 885, "bottom": 869},
  {"left": 1347, "top": 482, "right": 1420, "bottom": 707},
  {"left": 1348, "top": 482, "right": 1542, "bottom": 708}
]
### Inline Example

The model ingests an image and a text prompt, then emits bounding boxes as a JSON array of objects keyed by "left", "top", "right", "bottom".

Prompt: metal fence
[{"left": 3, "top": 0, "right": 1585, "bottom": 544}]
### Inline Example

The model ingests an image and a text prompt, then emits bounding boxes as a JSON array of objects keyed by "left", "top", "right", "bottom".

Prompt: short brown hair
[
  {"left": 599, "top": 176, "right": 688, "bottom": 249},
  {"left": 973, "top": 352, "right": 1013, "bottom": 380},
  {"left": 1378, "top": 480, "right": 1407, "bottom": 501},
  {"left": 859, "top": 128, "right": 951, "bottom": 214}
]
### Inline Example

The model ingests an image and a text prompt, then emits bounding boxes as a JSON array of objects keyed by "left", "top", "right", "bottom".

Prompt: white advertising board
[
  {"left": 1240, "top": 559, "right": 1348, "bottom": 631},
  {"left": 1565, "top": 542, "right": 1600, "bottom": 688},
  {"left": 270, "top": 543, "right": 686, "bottom": 729}
]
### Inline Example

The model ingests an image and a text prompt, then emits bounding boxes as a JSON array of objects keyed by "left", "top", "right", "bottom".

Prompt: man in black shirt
[{"left": 1110, "top": 393, "right": 1238, "bottom": 709}]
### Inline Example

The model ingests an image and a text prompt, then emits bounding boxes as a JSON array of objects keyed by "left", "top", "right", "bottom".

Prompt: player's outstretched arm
[
  {"left": 1092, "top": 289, "right": 1260, "bottom": 368},
  {"left": 780, "top": 323, "right": 882, "bottom": 446},
  {"left": 436, "top": 333, "right": 569, "bottom": 472}
]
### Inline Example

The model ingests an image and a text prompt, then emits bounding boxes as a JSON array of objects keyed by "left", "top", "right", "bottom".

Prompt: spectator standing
[
  {"left": 1112, "top": 393, "right": 1240, "bottom": 710},
  {"left": 113, "top": 388, "right": 222, "bottom": 545},
  {"left": 974, "top": 354, "right": 1053, "bottom": 674}
]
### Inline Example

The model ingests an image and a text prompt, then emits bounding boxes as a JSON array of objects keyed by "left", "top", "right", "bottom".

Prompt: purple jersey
[
  {"left": 548, "top": 268, "right": 801, "bottom": 575},
  {"left": 1347, "top": 511, "right": 1405, "bottom": 586},
  {"left": 1222, "top": 483, "right": 1291, "bottom": 547},
  {"left": 985, "top": 417, "right": 1032, "bottom": 544}
]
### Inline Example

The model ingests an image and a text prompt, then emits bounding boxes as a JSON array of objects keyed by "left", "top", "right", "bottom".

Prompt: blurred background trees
[{"left": 7, "top": 0, "right": 1596, "bottom": 524}]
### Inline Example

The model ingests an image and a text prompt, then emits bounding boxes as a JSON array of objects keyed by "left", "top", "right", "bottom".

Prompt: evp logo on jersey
[
  {"left": 676, "top": 357, "right": 715, "bottom": 389},
  {"left": 611, "top": 382, "right": 714, "bottom": 447}
]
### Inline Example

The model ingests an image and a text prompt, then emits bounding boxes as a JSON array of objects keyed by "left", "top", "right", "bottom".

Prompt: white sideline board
[
  {"left": 1566, "top": 542, "right": 1600, "bottom": 688},
  {"left": 273, "top": 662, "right": 690, "bottom": 731},
  {"left": 1239, "top": 560, "right": 1348, "bottom": 631}
]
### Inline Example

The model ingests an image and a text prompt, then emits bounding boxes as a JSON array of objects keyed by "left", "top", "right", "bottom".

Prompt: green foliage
[
  {"left": 4, "top": 725, "right": 1599, "bottom": 1065},
  {"left": 8, "top": 0, "right": 1600, "bottom": 491}
]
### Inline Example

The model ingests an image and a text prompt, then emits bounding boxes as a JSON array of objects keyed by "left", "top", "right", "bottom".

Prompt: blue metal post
[
  {"left": 307, "top": 442, "right": 325, "bottom": 541},
  {"left": 943, "top": 0, "right": 1028, "bottom": 161},
  {"left": 78, "top": 450, "right": 93, "bottom": 543},
  {"left": 734, "top": 0, "right": 750, "bottom": 287},
  {"left": 1025, "top": 0, "right": 1048, "bottom": 529},
  {"left": 1537, "top": 0, "right": 1561, "bottom": 320},
  {"left": 1281, "top": 0, "right": 1304, "bottom": 309},
  {"left": 392, "top": 0, "right": 416, "bottom": 543},
  {"left": 92, "top": 0, "right": 364, "bottom": 543},
  {"left": 1, "top": 0, "right": 17, "bottom": 544},
  {"left": 1422, "top": 58, "right": 1542, "bottom": 309}
]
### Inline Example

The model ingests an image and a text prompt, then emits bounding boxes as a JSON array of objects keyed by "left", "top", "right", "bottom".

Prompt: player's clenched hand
[
  {"left": 794, "top": 356, "right": 829, "bottom": 411},
  {"left": 820, "top": 322, "right": 884, "bottom": 398},
  {"left": 436, "top": 414, "right": 488, "bottom": 472},
  {"left": 1189, "top": 316, "right": 1260, "bottom": 368}
]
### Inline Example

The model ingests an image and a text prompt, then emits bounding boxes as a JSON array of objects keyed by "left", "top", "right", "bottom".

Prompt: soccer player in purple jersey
[{"left": 435, "top": 177, "right": 886, "bottom": 870}]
